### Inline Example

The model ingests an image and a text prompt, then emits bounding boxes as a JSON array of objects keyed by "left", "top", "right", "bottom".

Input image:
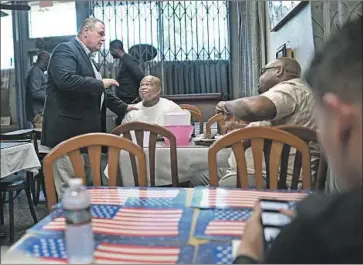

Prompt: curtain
[
  {"left": 232, "top": 1, "right": 266, "bottom": 99},
  {"left": 147, "top": 60, "right": 229, "bottom": 95},
  {"left": 311, "top": 1, "right": 362, "bottom": 52}
]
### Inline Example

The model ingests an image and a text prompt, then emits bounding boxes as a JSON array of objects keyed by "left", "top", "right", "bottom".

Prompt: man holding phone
[{"left": 234, "top": 16, "right": 362, "bottom": 263}]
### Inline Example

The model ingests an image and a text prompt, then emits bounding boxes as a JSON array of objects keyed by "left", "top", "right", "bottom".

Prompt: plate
[{"left": 193, "top": 138, "right": 216, "bottom": 146}]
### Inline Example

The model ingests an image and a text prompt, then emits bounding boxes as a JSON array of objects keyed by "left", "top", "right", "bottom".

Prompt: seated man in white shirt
[
  {"left": 191, "top": 57, "right": 319, "bottom": 188},
  {"left": 121, "top": 75, "right": 181, "bottom": 125}
]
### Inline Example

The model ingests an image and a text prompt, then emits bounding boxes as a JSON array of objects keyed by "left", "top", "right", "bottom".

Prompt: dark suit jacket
[
  {"left": 41, "top": 38, "right": 128, "bottom": 148},
  {"left": 115, "top": 53, "right": 145, "bottom": 103},
  {"left": 25, "top": 64, "right": 47, "bottom": 121}
]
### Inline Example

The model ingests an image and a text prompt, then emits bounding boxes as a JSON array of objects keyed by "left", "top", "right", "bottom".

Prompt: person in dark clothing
[
  {"left": 234, "top": 16, "right": 362, "bottom": 264},
  {"left": 25, "top": 51, "right": 50, "bottom": 127},
  {"left": 42, "top": 18, "right": 135, "bottom": 149},
  {"left": 109, "top": 39, "right": 145, "bottom": 125},
  {"left": 42, "top": 18, "right": 137, "bottom": 198}
]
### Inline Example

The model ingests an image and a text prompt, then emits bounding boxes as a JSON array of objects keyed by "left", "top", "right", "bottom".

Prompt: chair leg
[
  {"left": 30, "top": 174, "right": 36, "bottom": 202},
  {"left": 34, "top": 179, "right": 41, "bottom": 206},
  {"left": 41, "top": 177, "right": 47, "bottom": 201},
  {"left": 25, "top": 183, "right": 38, "bottom": 224},
  {"left": 0, "top": 191, "right": 4, "bottom": 225},
  {"left": 8, "top": 191, "right": 14, "bottom": 243},
  {"left": 25, "top": 173, "right": 38, "bottom": 224}
]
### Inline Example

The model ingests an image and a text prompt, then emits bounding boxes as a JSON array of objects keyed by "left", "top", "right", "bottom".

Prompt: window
[
  {"left": 28, "top": 1, "right": 77, "bottom": 38},
  {"left": 162, "top": 1, "right": 229, "bottom": 61},
  {"left": 0, "top": 11, "right": 14, "bottom": 69},
  {"left": 91, "top": 1, "right": 229, "bottom": 62},
  {"left": 92, "top": 1, "right": 158, "bottom": 59}
]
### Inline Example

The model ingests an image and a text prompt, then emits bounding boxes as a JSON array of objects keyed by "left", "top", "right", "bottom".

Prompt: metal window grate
[{"left": 90, "top": 1, "right": 230, "bottom": 95}]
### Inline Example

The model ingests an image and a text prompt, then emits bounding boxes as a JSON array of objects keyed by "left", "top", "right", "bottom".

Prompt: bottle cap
[{"left": 68, "top": 178, "right": 83, "bottom": 187}]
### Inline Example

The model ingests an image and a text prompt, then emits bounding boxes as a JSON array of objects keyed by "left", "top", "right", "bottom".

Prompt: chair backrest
[
  {"left": 275, "top": 125, "right": 328, "bottom": 190},
  {"left": 179, "top": 104, "right": 202, "bottom": 115},
  {"left": 43, "top": 133, "right": 147, "bottom": 211},
  {"left": 180, "top": 104, "right": 203, "bottom": 134},
  {"left": 208, "top": 127, "right": 312, "bottom": 189},
  {"left": 111, "top": 122, "right": 179, "bottom": 187},
  {"left": 205, "top": 114, "right": 226, "bottom": 138}
]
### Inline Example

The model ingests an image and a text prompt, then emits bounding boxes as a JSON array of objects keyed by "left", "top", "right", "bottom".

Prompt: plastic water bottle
[{"left": 62, "top": 178, "right": 94, "bottom": 264}]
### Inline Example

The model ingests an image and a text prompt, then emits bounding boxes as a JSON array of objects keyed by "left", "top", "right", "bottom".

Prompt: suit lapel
[{"left": 71, "top": 39, "right": 95, "bottom": 78}]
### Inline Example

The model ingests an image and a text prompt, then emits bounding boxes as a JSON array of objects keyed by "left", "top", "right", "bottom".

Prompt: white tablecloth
[
  {"left": 105, "top": 142, "right": 231, "bottom": 186},
  {"left": 0, "top": 142, "right": 41, "bottom": 179}
]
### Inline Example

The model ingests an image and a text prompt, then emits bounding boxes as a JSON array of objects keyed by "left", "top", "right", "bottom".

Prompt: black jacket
[
  {"left": 25, "top": 65, "right": 47, "bottom": 121},
  {"left": 115, "top": 53, "right": 144, "bottom": 103},
  {"left": 41, "top": 38, "right": 128, "bottom": 148}
]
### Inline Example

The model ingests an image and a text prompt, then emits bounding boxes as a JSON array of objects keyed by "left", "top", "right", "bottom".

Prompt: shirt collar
[{"left": 75, "top": 37, "right": 96, "bottom": 59}]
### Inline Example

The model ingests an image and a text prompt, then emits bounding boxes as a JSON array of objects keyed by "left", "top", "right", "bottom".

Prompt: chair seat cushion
[{"left": 0, "top": 172, "right": 26, "bottom": 189}]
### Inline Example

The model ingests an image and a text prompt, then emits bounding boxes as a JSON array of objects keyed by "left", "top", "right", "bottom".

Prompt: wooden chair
[
  {"left": 179, "top": 104, "right": 202, "bottom": 115},
  {"left": 208, "top": 127, "right": 312, "bottom": 190},
  {"left": 111, "top": 122, "right": 179, "bottom": 187},
  {"left": 205, "top": 114, "right": 228, "bottom": 138},
  {"left": 0, "top": 129, "right": 38, "bottom": 242},
  {"left": 180, "top": 104, "right": 203, "bottom": 134},
  {"left": 275, "top": 125, "right": 328, "bottom": 190},
  {"left": 43, "top": 133, "right": 147, "bottom": 211}
]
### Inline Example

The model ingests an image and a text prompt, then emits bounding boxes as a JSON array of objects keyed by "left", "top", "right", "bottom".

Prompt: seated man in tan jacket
[{"left": 191, "top": 57, "right": 319, "bottom": 188}]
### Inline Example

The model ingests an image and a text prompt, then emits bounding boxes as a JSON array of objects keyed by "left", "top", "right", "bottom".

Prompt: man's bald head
[
  {"left": 141, "top": 75, "right": 161, "bottom": 88},
  {"left": 275, "top": 57, "right": 301, "bottom": 78},
  {"left": 139, "top": 75, "right": 161, "bottom": 104},
  {"left": 258, "top": 57, "right": 302, "bottom": 94}
]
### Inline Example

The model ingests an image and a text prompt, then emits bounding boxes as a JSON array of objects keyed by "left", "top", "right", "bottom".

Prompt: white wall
[{"left": 266, "top": 2, "right": 315, "bottom": 73}]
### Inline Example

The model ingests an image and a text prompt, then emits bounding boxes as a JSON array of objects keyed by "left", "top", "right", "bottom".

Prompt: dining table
[
  {"left": 2, "top": 186, "right": 308, "bottom": 264},
  {"left": 0, "top": 141, "right": 41, "bottom": 180},
  {"left": 104, "top": 140, "right": 232, "bottom": 186},
  {"left": 0, "top": 140, "right": 42, "bottom": 242}
]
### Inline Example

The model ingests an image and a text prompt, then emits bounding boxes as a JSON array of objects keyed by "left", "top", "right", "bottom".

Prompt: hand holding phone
[{"left": 259, "top": 199, "right": 294, "bottom": 250}]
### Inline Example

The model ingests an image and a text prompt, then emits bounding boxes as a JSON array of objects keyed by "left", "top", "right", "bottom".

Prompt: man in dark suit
[
  {"left": 109, "top": 39, "right": 145, "bottom": 125},
  {"left": 42, "top": 18, "right": 135, "bottom": 148},
  {"left": 42, "top": 17, "right": 136, "bottom": 197}
]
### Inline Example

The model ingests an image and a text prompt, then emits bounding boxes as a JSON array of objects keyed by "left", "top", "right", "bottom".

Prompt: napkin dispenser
[{"left": 164, "top": 110, "right": 191, "bottom": 126}]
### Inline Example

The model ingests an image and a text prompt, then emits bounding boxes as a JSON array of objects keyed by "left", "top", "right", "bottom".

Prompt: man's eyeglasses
[{"left": 260, "top": 66, "right": 280, "bottom": 75}]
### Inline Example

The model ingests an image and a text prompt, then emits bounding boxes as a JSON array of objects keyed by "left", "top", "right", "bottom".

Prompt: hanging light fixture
[{"left": 39, "top": 1, "right": 53, "bottom": 8}]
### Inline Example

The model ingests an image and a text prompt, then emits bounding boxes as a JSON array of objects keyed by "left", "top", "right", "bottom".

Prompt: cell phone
[{"left": 259, "top": 199, "right": 291, "bottom": 250}]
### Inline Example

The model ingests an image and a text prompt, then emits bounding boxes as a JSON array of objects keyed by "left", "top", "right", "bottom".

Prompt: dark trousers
[{"left": 116, "top": 116, "right": 123, "bottom": 126}]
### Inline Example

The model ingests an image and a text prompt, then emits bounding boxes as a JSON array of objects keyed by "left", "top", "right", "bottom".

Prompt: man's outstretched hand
[
  {"left": 222, "top": 121, "right": 248, "bottom": 133},
  {"left": 126, "top": 104, "right": 138, "bottom": 112},
  {"left": 102, "top": 79, "right": 119, "bottom": 89}
]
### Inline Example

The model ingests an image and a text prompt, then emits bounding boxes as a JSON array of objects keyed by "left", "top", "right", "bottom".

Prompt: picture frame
[
  {"left": 276, "top": 43, "right": 294, "bottom": 59},
  {"left": 276, "top": 44, "right": 287, "bottom": 58},
  {"left": 268, "top": 1, "right": 309, "bottom": 32}
]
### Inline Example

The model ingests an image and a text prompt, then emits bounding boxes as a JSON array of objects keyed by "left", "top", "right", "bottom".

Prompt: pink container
[{"left": 164, "top": 125, "right": 194, "bottom": 146}]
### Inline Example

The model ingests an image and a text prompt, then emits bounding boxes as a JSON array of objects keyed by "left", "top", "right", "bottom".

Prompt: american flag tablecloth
[
  {"left": 13, "top": 235, "right": 195, "bottom": 264},
  {"left": 195, "top": 242, "right": 234, "bottom": 264},
  {"left": 194, "top": 208, "right": 253, "bottom": 240},
  {"left": 191, "top": 187, "right": 308, "bottom": 209},
  {"left": 28, "top": 205, "right": 193, "bottom": 243},
  {"left": 53, "top": 187, "right": 188, "bottom": 208},
  {"left": 193, "top": 188, "right": 308, "bottom": 240}
]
